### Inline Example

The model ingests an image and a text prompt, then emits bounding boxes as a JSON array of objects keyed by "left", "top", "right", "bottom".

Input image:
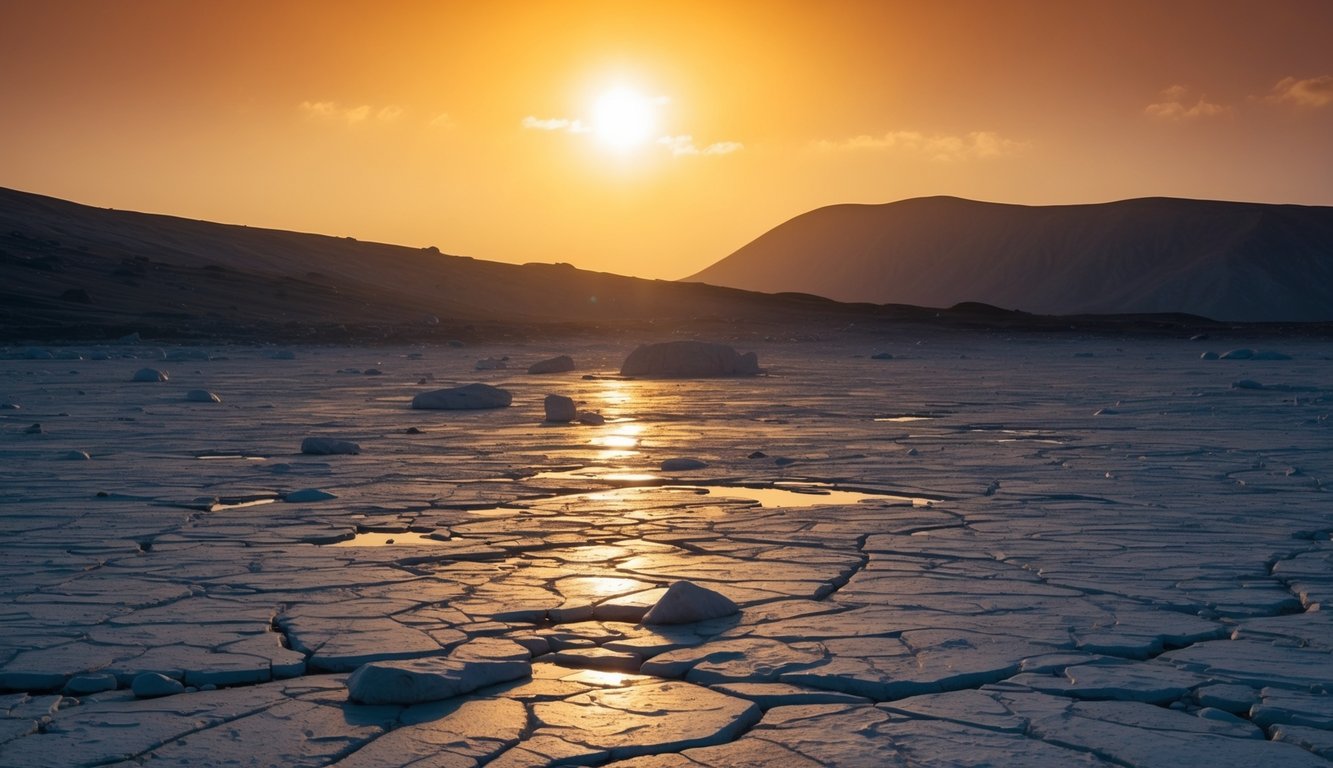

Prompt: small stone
[
  {"left": 185, "top": 389, "right": 221, "bottom": 403},
  {"left": 544, "top": 394, "right": 577, "bottom": 423},
  {"left": 300, "top": 437, "right": 361, "bottom": 455},
  {"left": 578, "top": 411, "right": 606, "bottom": 426},
  {"left": 132, "top": 367, "right": 168, "bottom": 382},
  {"left": 23, "top": 423, "right": 42, "bottom": 434},
  {"left": 285, "top": 488, "right": 337, "bottom": 502},
  {"left": 528, "top": 355, "right": 576, "bottom": 374},
  {"left": 1220, "top": 348, "right": 1255, "bottom": 360},
  {"left": 1, "top": 403, "right": 19, "bottom": 409},
  {"left": 131, "top": 672, "right": 185, "bottom": 699},
  {"left": 65, "top": 673, "right": 118, "bottom": 696},
  {"left": 661, "top": 458, "right": 709, "bottom": 472},
  {"left": 1200, "top": 351, "right": 1220, "bottom": 360},
  {"left": 412, "top": 383, "right": 512, "bottom": 410},
  {"left": 870, "top": 352, "right": 894, "bottom": 360},
  {"left": 747, "top": 451, "right": 767, "bottom": 459},
  {"left": 475, "top": 357, "right": 507, "bottom": 370},
  {"left": 404, "top": 426, "right": 423, "bottom": 434},
  {"left": 643, "top": 581, "right": 740, "bottom": 625},
  {"left": 63, "top": 450, "right": 91, "bottom": 460},
  {"left": 1232, "top": 379, "right": 1264, "bottom": 390}
]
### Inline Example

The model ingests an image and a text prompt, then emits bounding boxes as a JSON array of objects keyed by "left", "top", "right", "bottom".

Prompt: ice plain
[{"left": 1, "top": 330, "right": 1331, "bottom": 767}]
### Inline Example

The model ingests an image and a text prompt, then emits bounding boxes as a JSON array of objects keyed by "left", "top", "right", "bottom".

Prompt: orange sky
[{"left": 3, "top": 1, "right": 1332, "bottom": 279}]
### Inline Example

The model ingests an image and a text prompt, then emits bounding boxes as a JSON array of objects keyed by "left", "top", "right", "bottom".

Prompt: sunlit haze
[{"left": 2, "top": 0, "right": 1331, "bottom": 279}]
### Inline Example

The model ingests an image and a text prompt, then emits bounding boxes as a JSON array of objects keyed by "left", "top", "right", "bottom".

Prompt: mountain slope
[
  {"left": 687, "top": 197, "right": 1333, "bottom": 322},
  {"left": 0, "top": 186, "right": 913, "bottom": 342}
]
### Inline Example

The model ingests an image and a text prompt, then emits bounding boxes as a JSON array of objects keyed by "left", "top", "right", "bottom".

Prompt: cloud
[
  {"left": 1144, "top": 86, "right": 1230, "bottom": 120},
  {"left": 813, "top": 130, "right": 1026, "bottom": 161},
  {"left": 300, "top": 101, "right": 404, "bottom": 124},
  {"left": 428, "top": 112, "right": 455, "bottom": 129},
  {"left": 1267, "top": 75, "right": 1333, "bottom": 108},
  {"left": 657, "top": 135, "right": 744, "bottom": 156},
  {"left": 521, "top": 116, "right": 589, "bottom": 133}
]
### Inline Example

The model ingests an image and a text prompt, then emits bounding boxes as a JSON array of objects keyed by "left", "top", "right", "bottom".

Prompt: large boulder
[
  {"left": 544, "top": 394, "right": 577, "bottom": 423},
  {"left": 412, "top": 383, "right": 513, "bottom": 410},
  {"left": 528, "top": 355, "right": 576, "bottom": 374},
  {"left": 346, "top": 655, "right": 531, "bottom": 705},
  {"left": 642, "top": 580, "right": 740, "bottom": 625},
  {"left": 620, "top": 341, "right": 759, "bottom": 378}
]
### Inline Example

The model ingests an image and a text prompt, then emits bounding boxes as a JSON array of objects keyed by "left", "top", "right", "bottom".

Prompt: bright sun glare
[{"left": 591, "top": 86, "right": 657, "bottom": 151}]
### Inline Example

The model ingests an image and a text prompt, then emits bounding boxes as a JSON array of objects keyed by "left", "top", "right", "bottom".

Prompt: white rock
[
  {"left": 643, "top": 581, "right": 740, "bottom": 625},
  {"left": 300, "top": 437, "right": 361, "bottom": 455},
  {"left": 544, "top": 394, "right": 577, "bottom": 422},
  {"left": 345, "top": 656, "right": 531, "bottom": 705},
  {"left": 620, "top": 341, "right": 760, "bottom": 378},
  {"left": 528, "top": 355, "right": 576, "bottom": 374},
  {"left": 411, "top": 383, "right": 512, "bottom": 410},
  {"left": 661, "top": 458, "right": 709, "bottom": 471},
  {"left": 185, "top": 389, "right": 221, "bottom": 403},
  {"left": 130, "top": 672, "right": 184, "bottom": 699},
  {"left": 132, "top": 367, "right": 168, "bottom": 382}
]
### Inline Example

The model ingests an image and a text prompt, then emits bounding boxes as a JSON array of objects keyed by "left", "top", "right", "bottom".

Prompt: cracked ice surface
[{"left": 1, "top": 333, "right": 1332, "bottom": 766}]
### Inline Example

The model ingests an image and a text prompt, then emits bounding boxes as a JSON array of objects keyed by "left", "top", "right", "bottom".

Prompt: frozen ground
[{"left": 1, "top": 331, "right": 1331, "bottom": 767}]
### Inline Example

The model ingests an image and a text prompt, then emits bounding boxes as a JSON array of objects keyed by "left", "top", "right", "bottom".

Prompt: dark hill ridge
[
  {"left": 0, "top": 186, "right": 889, "bottom": 342},
  {"left": 687, "top": 196, "right": 1333, "bottom": 322}
]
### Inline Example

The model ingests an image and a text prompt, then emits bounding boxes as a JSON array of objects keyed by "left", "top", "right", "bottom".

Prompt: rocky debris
[
  {"left": 346, "top": 655, "right": 532, "bottom": 705},
  {"left": 131, "top": 672, "right": 185, "bottom": 699},
  {"left": 661, "top": 457, "right": 709, "bottom": 471},
  {"left": 412, "top": 383, "right": 513, "bottom": 410},
  {"left": 620, "top": 341, "right": 759, "bottom": 378},
  {"left": 528, "top": 355, "right": 576, "bottom": 374},
  {"left": 132, "top": 367, "right": 168, "bottom": 382},
  {"left": 643, "top": 581, "right": 740, "bottom": 625},
  {"left": 185, "top": 389, "right": 221, "bottom": 403},
  {"left": 300, "top": 437, "right": 361, "bottom": 455},
  {"left": 544, "top": 394, "right": 577, "bottom": 423}
]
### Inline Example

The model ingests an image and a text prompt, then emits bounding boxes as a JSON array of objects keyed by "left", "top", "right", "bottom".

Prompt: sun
[{"left": 591, "top": 86, "right": 658, "bottom": 151}]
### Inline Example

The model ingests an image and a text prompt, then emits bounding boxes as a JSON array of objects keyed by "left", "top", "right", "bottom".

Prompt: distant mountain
[{"left": 687, "top": 197, "right": 1333, "bottom": 322}]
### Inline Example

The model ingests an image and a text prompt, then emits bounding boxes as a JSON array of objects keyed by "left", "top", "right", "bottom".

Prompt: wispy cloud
[
  {"left": 1267, "top": 75, "right": 1333, "bottom": 108},
  {"left": 1144, "top": 86, "right": 1230, "bottom": 121},
  {"left": 658, "top": 135, "right": 744, "bottom": 156},
  {"left": 300, "top": 101, "right": 404, "bottom": 124},
  {"left": 813, "top": 130, "right": 1026, "bottom": 161},
  {"left": 521, "top": 116, "right": 589, "bottom": 133},
  {"left": 428, "top": 112, "right": 455, "bottom": 129}
]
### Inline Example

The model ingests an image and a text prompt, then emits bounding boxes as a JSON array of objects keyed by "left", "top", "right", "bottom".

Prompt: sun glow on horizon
[{"left": 591, "top": 86, "right": 660, "bottom": 151}]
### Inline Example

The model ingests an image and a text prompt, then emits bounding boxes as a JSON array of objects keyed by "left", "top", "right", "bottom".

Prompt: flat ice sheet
[{"left": 1, "top": 332, "right": 1331, "bottom": 766}]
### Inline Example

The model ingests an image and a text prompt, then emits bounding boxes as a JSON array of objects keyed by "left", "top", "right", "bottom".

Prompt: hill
[
  {"left": 687, "top": 197, "right": 1333, "bottom": 322},
  {"left": 0, "top": 187, "right": 890, "bottom": 342}
]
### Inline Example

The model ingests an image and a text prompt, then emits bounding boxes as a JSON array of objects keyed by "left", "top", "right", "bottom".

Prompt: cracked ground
[{"left": 2, "top": 331, "right": 1332, "bottom": 766}]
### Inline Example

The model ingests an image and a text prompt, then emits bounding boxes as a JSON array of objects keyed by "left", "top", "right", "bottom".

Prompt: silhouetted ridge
[{"left": 688, "top": 197, "right": 1333, "bottom": 322}]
